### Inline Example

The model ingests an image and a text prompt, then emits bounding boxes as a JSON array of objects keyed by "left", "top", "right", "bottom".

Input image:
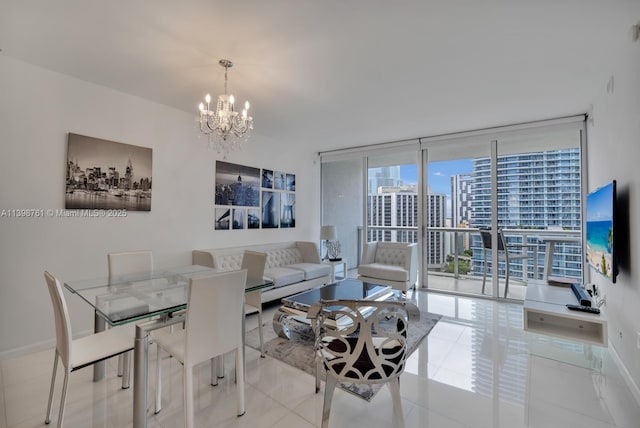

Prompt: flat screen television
[{"left": 586, "top": 180, "right": 617, "bottom": 283}]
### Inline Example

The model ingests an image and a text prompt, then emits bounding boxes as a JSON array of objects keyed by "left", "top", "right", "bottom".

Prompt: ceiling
[{"left": 0, "top": 0, "right": 629, "bottom": 151}]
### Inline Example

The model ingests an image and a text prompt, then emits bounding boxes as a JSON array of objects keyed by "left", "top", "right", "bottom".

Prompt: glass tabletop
[
  {"left": 64, "top": 265, "right": 274, "bottom": 326},
  {"left": 281, "top": 279, "right": 396, "bottom": 312}
]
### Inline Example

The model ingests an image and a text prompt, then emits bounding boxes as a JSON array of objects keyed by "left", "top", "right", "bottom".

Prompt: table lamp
[{"left": 320, "top": 225, "right": 337, "bottom": 261}]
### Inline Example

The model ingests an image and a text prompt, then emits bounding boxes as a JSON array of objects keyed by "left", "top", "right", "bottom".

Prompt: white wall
[
  {"left": 0, "top": 56, "right": 320, "bottom": 356},
  {"left": 587, "top": 11, "right": 640, "bottom": 397}
]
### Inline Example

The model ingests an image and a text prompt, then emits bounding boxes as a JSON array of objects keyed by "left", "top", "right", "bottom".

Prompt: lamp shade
[{"left": 320, "top": 225, "right": 337, "bottom": 241}]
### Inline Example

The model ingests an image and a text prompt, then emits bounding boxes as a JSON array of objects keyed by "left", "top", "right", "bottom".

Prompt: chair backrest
[
  {"left": 361, "top": 241, "right": 379, "bottom": 264},
  {"left": 478, "top": 229, "right": 506, "bottom": 251},
  {"left": 183, "top": 270, "right": 247, "bottom": 368},
  {"left": 44, "top": 271, "right": 72, "bottom": 368},
  {"left": 374, "top": 243, "right": 407, "bottom": 266},
  {"left": 363, "top": 241, "right": 415, "bottom": 264},
  {"left": 241, "top": 250, "right": 267, "bottom": 282},
  {"left": 108, "top": 250, "right": 153, "bottom": 278},
  {"left": 308, "top": 299, "right": 415, "bottom": 384}
]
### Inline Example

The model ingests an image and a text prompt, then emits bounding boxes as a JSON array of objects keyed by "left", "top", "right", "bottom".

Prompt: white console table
[{"left": 523, "top": 281, "right": 608, "bottom": 346}]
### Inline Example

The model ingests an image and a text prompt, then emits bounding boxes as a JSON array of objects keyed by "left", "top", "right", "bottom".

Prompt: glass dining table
[{"left": 64, "top": 265, "right": 274, "bottom": 428}]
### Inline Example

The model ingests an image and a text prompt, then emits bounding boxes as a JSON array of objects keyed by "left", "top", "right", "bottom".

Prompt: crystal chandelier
[{"left": 198, "top": 59, "right": 253, "bottom": 157}]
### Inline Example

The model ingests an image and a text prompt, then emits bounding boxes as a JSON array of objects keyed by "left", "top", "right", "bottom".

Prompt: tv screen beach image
[{"left": 586, "top": 182, "right": 614, "bottom": 280}]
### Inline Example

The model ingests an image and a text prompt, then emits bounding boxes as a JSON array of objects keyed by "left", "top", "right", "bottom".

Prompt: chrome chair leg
[
  {"left": 321, "top": 376, "right": 338, "bottom": 428},
  {"left": 482, "top": 251, "right": 488, "bottom": 294},
  {"left": 45, "top": 351, "right": 58, "bottom": 425},
  {"left": 257, "top": 311, "right": 265, "bottom": 358},
  {"left": 56, "top": 370, "right": 70, "bottom": 428},
  {"left": 504, "top": 256, "right": 510, "bottom": 298},
  {"left": 210, "top": 357, "right": 218, "bottom": 386},
  {"left": 389, "top": 377, "right": 405, "bottom": 428},
  {"left": 236, "top": 347, "right": 246, "bottom": 416},
  {"left": 117, "top": 354, "right": 124, "bottom": 377},
  {"left": 155, "top": 347, "right": 162, "bottom": 414},
  {"left": 122, "top": 351, "right": 131, "bottom": 389},
  {"left": 315, "top": 360, "right": 322, "bottom": 393},
  {"left": 184, "top": 366, "right": 195, "bottom": 428},
  {"left": 217, "top": 355, "right": 225, "bottom": 379}
]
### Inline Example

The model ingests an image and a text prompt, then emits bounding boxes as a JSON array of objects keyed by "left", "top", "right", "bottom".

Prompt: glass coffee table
[{"left": 273, "top": 278, "right": 398, "bottom": 339}]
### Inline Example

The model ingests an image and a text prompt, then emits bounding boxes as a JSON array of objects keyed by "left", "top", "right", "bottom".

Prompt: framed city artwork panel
[
  {"left": 280, "top": 192, "right": 295, "bottom": 228},
  {"left": 261, "top": 191, "right": 279, "bottom": 228},
  {"left": 215, "top": 161, "right": 260, "bottom": 206},
  {"left": 65, "top": 133, "right": 152, "bottom": 211}
]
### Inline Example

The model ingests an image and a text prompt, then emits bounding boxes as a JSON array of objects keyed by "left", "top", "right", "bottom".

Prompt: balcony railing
[{"left": 428, "top": 227, "right": 582, "bottom": 283}]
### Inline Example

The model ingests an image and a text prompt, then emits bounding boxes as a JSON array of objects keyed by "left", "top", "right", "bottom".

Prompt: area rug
[{"left": 245, "top": 310, "right": 441, "bottom": 401}]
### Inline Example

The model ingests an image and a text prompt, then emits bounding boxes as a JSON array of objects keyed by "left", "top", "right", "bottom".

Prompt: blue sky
[
  {"left": 586, "top": 181, "right": 614, "bottom": 222},
  {"left": 400, "top": 159, "right": 473, "bottom": 196}
]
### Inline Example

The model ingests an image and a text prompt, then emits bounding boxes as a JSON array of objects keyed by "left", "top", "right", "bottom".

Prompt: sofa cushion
[
  {"left": 358, "top": 263, "right": 409, "bottom": 283},
  {"left": 266, "top": 248, "right": 304, "bottom": 268},
  {"left": 264, "top": 267, "right": 305, "bottom": 288},
  {"left": 287, "top": 263, "right": 331, "bottom": 280}
]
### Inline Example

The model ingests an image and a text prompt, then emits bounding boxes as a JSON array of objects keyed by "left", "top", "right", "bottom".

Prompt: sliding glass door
[
  {"left": 366, "top": 152, "right": 419, "bottom": 247},
  {"left": 422, "top": 139, "right": 493, "bottom": 297},
  {"left": 421, "top": 119, "right": 585, "bottom": 300},
  {"left": 320, "top": 147, "right": 419, "bottom": 276},
  {"left": 494, "top": 125, "right": 584, "bottom": 298}
]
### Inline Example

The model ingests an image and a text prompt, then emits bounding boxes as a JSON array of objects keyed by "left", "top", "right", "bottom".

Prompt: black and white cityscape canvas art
[
  {"left": 280, "top": 192, "right": 295, "bottom": 228},
  {"left": 212, "top": 161, "right": 295, "bottom": 231},
  {"left": 215, "top": 208, "right": 230, "bottom": 230},
  {"left": 286, "top": 174, "right": 295, "bottom": 192},
  {"left": 262, "top": 169, "right": 273, "bottom": 189},
  {"left": 261, "top": 191, "right": 280, "bottom": 228},
  {"left": 65, "top": 133, "right": 152, "bottom": 210},
  {"left": 274, "top": 171, "right": 286, "bottom": 190},
  {"left": 248, "top": 208, "right": 260, "bottom": 229},
  {"left": 215, "top": 161, "right": 260, "bottom": 206},
  {"left": 232, "top": 208, "right": 245, "bottom": 230}
]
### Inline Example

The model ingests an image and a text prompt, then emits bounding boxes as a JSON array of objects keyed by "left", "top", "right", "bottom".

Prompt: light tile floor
[{"left": 2, "top": 290, "right": 639, "bottom": 428}]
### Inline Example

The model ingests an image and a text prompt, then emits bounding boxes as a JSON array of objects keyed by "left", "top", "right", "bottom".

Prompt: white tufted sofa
[
  {"left": 192, "top": 242, "right": 331, "bottom": 304},
  {"left": 357, "top": 242, "right": 418, "bottom": 292}
]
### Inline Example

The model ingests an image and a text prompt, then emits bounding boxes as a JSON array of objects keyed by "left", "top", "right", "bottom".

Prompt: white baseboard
[
  {"left": 0, "top": 338, "right": 55, "bottom": 361},
  {"left": 0, "top": 329, "right": 93, "bottom": 361},
  {"left": 608, "top": 339, "right": 640, "bottom": 407}
]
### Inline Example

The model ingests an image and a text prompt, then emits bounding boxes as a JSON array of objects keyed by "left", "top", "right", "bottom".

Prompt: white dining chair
[
  {"left": 153, "top": 270, "right": 247, "bottom": 427},
  {"left": 107, "top": 250, "right": 153, "bottom": 379},
  {"left": 44, "top": 271, "right": 134, "bottom": 428},
  {"left": 241, "top": 250, "right": 267, "bottom": 357},
  {"left": 108, "top": 250, "right": 153, "bottom": 279}
]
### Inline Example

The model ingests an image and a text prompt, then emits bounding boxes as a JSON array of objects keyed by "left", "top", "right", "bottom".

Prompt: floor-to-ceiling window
[
  {"left": 320, "top": 144, "right": 419, "bottom": 271},
  {"left": 421, "top": 118, "right": 585, "bottom": 300},
  {"left": 422, "top": 138, "right": 492, "bottom": 297},
  {"left": 366, "top": 152, "right": 419, "bottom": 246},
  {"left": 494, "top": 127, "right": 584, "bottom": 287},
  {"left": 319, "top": 116, "right": 585, "bottom": 300}
]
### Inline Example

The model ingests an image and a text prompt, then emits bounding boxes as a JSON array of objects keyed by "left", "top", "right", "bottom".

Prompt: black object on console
[
  {"left": 571, "top": 283, "right": 592, "bottom": 307},
  {"left": 566, "top": 304, "right": 600, "bottom": 314}
]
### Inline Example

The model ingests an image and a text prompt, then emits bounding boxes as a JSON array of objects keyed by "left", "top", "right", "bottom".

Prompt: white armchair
[{"left": 358, "top": 242, "right": 418, "bottom": 292}]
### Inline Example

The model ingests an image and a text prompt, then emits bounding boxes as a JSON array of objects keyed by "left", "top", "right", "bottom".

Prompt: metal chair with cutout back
[{"left": 308, "top": 299, "right": 419, "bottom": 428}]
